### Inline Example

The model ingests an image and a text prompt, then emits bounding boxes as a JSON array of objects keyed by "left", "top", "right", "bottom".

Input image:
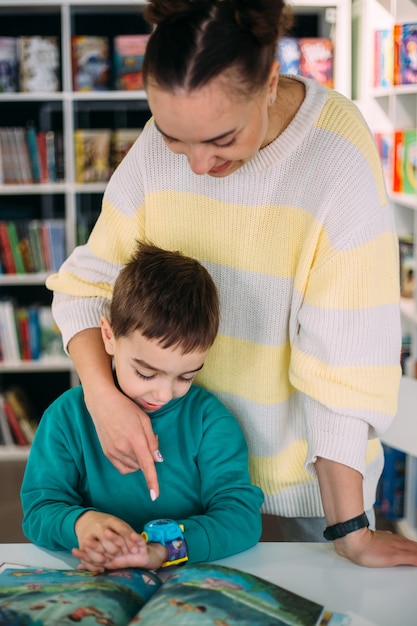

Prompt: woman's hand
[
  {"left": 87, "top": 383, "right": 162, "bottom": 498},
  {"left": 73, "top": 511, "right": 167, "bottom": 572},
  {"left": 68, "top": 329, "right": 162, "bottom": 498},
  {"left": 334, "top": 527, "right": 417, "bottom": 567},
  {"left": 316, "top": 456, "right": 417, "bottom": 567}
]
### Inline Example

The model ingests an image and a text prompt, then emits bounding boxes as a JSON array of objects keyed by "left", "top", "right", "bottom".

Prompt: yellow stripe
[
  {"left": 196, "top": 335, "right": 293, "bottom": 404},
  {"left": 249, "top": 438, "right": 382, "bottom": 495},
  {"left": 88, "top": 199, "right": 143, "bottom": 263},
  {"left": 299, "top": 230, "right": 400, "bottom": 309},
  {"left": 46, "top": 269, "right": 113, "bottom": 299},
  {"left": 316, "top": 93, "right": 387, "bottom": 204},
  {"left": 145, "top": 192, "right": 315, "bottom": 277},
  {"left": 291, "top": 347, "right": 401, "bottom": 415}
]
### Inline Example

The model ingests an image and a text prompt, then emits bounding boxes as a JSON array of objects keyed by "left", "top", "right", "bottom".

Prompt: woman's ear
[
  {"left": 100, "top": 316, "right": 115, "bottom": 356},
  {"left": 268, "top": 59, "right": 280, "bottom": 99}
]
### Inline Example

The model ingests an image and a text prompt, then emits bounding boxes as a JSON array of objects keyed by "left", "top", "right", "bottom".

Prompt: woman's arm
[
  {"left": 316, "top": 457, "right": 417, "bottom": 567},
  {"left": 68, "top": 328, "right": 161, "bottom": 497}
]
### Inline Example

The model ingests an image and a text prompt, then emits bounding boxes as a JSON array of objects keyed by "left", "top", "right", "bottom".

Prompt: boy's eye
[
  {"left": 179, "top": 376, "right": 194, "bottom": 384},
  {"left": 136, "top": 371, "right": 155, "bottom": 381}
]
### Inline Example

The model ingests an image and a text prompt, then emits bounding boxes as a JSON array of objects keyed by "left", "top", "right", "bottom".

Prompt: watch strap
[
  {"left": 161, "top": 537, "right": 188, "bottom": 567},
  {"left": 323, "top": 512, "right": 369, "bottom": 541}
]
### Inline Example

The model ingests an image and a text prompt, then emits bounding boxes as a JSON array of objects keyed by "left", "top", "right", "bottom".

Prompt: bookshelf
[
  {"left": 0, "top": 0, "right": 352, "bottom": 460},
  {"left": 353, "top": 0, "right": 417, "bottom": 537}
]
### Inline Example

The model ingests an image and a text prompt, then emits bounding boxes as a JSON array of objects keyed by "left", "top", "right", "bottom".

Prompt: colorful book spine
[
  {"left": 299, "top": 37, "right": 333, "bottom": 87},
  {"left": 374, "top": 29, "right": 394, "bottom": 87},
  {"left": 71, "top": 36, "right": 110, "bottom": 91}
]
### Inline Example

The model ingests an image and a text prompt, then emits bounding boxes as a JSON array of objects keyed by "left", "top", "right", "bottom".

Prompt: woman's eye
[{"left": 215, "top": 138, "right": 236, "bottom": 148}]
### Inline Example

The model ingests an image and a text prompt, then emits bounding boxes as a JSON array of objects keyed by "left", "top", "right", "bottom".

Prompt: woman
[{"left": 47, "top": 0, "right": 417, "bottom": 567}]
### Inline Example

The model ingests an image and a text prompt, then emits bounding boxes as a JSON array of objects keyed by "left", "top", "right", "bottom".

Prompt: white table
[{"left": 1, "top": 542, "right": 417, "bottom": 626}]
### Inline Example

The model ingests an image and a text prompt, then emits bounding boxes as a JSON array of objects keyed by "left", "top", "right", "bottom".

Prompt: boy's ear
[{"left": 100, "top": 316, "right": 115, "bottom": 356}]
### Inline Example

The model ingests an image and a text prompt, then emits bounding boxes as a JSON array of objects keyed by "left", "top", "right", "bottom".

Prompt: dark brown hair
[
  {"left": 110, "top": 241, "right": 219, "bottom": 353},
  {"left": 143, "top": 0, "right": 293, "bottom": 96}
]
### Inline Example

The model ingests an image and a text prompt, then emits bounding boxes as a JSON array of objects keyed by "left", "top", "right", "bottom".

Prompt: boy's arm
[
  {"left": 179, "top": 412, "right": 264, "bottom": 563},
  {"left": 21, "top": 406, "right": 95, "bottom": 550}
]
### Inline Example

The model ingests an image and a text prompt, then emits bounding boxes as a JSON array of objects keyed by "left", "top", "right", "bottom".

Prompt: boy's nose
[{"left": 153, "top": 382, "right": 174, "bottom": 404}]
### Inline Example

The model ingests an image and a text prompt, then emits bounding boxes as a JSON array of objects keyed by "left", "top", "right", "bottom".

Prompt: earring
[{"left": 269, "top": 97, "right": 276, "bottom": 105}]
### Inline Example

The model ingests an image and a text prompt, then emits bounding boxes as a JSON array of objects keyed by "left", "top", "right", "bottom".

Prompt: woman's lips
[{"left": 209, "top": 160, "right": 232, "bottom": 174}]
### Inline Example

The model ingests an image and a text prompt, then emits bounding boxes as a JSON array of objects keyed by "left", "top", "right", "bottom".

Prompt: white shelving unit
[
  {"left": 0, "top": 0, "right": 351, "bottom": 460},
  {"left": 353, "top": 0, "right": 417, "bottom": 536}
]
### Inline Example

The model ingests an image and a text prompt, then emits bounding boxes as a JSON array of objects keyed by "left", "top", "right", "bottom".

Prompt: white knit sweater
[{"left": 47, "top": 76, "right": 402, "bottom": 517}]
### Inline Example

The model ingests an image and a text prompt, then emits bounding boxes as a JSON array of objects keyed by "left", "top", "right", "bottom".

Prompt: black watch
[{"left": 323, "top": 512, "right": 369, "bottom": 541}]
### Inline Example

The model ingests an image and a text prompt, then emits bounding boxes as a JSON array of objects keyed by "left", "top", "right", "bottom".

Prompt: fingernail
[
  {"left": 154, "top": 450, "right": 163, "bottom": 462},
  {"left": 150, "top": 489, "right": 157, "bottom": 501}
]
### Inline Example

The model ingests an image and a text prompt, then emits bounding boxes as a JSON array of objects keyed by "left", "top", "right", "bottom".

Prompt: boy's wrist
[{"left": 147, "top": 542, "right": 169, "bottom": 569}]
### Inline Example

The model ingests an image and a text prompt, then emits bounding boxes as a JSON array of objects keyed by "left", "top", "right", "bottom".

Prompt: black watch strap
[{"left": 323, "top": 512, "right": 369, "bottom": 541}]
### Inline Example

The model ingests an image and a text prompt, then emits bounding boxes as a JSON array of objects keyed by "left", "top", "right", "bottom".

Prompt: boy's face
[{"left": 101, "top": 317, "right": 208, "bottom": 412}]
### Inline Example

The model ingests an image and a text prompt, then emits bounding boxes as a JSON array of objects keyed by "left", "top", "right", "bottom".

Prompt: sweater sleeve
[
  {"left": 178, "top": 412, "right": 264, "bottom": 564},
  {"left": 20, "top": 397, "right": 97, "bottom": 550},
  {"left": 289, "top": 97, "right": 402, "bottom": 478}
]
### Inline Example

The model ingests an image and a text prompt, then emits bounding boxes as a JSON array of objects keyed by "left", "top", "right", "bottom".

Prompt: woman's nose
[{"left": 187, "top": 145, "right": 216, "bottom": 175}]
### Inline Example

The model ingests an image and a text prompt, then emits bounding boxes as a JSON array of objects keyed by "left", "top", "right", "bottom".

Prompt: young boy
[{"left": 21, "top": 242, "right": 264, "bottom": 572}]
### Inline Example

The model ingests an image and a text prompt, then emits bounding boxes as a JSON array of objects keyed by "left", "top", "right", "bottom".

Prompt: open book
[{"left": 0, "top": 561, "right": 376, "bottom": 625}]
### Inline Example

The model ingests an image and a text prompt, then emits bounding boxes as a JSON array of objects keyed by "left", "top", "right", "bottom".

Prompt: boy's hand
[
  {"left": 74, "top": 511, "right": 137, "bottom": 570},
  {"left": 73, "top": 511, "right": 168, "bottom": 572}
]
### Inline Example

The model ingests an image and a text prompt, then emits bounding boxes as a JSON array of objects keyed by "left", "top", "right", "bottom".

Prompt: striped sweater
[{"left": 47, "top": 76, "right": 402, "bottom": 518}]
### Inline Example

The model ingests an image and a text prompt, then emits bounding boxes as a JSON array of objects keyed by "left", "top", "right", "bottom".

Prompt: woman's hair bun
[{"left": 145, "top": 0, "right": 292, "bottom": 40}]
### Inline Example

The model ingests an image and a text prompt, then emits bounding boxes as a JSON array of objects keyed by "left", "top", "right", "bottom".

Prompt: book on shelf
[
  {"left": 0, "top": 125, "right": 64, "bottom": 185},
  {"left": 72, "top": 35, "right": 110, "bottom": 91},
  {"left": 373, "top": 29, "right": 394, "bottom": 88},
  {"left": 0, "top": 299, "right": 20, "bottom": 362},
  {"left": 0, "top": 220, "right": 17, "bottom": 274},
  {"left": 402, "top": 129, "right": 417, "bottom": 194},
  {"left": 74, "top": 128, "right": 112, "bottom": 182},
  {"left": 0, "top": 562, "right": 377, "bottom": 625},
  {"left": 275, "top": 37, "right": 333, "bottom": 87},
  {"left": 6, "top": 221, "right": 26, "bottom": 274},
  {"left": 16, "top": 308, "right": 32, "bottom": 361},
  {"left": 276, "top": 36, "right": 300, "bottom": 76},
  {"left": 111, "top": 127, "right": 142, "bottom": 170},
  {"left": 38, "top": 305, "right": 66, "bottom": 359},
  {"left": 376, "top": 443, "right": 406, "bottom": 520},
  {"left": 374, "top": 131, "right": 393, "bottom": 191},
  {"left": 1, "top": 394, "right": 29, "bottom": 447},
  {"left": 4, "top": 386, "right": 39, "bottom": 444},
  {"left": 26, "top": 122, "right": 41, "bottom": 183},
  {"left": 0, "top": 218, "right": 65, "bottom": 275},
  {"left": 113, "top": 34, "right": 150, "bottom": 90},
  {"left": 393, "top": 129, "right": 404, "bottom": 193},
  {"left": 398, "top": 23, "right": 417, "bottom": 85},
  {"left": 0, "top": 394, "right": 14, "bottom": 447},
  {"left": 299, "top": 38, "right": 334, "bottom": 88},
  {"left": 0, "top": 300, "right": 65, "bottom": 363},
  {"left": 399, "top": 234, "right": 415, "bottom": 299},
  {"left": 0, "top": 36, "right": 18, "bottom": 93},
  {"left": 18, "top": 36, "right": 60, "bottom": 93}
]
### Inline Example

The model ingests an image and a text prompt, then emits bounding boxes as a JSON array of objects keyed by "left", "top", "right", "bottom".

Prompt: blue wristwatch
[{"left": 141, "top": 518, "right": 188, "bottom": 567}]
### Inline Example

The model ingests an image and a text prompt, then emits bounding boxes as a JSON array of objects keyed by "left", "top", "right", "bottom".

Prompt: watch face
[{"left": 151, "top": 519, "right": 171, "bottom": 527}]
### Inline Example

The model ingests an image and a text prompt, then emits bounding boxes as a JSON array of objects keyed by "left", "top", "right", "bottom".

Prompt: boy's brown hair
[{"left": 110, "top": 241, "right": 219, "bottom": 353}]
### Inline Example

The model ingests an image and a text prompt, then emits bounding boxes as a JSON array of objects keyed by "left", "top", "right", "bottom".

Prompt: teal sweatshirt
[{"left": 21, "top": 385, "right": 264, "bottom": 564}]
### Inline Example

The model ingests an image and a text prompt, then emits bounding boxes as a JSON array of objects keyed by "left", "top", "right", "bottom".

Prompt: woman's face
[{"left": 146, "top": 73, "right": 277, "bottom": 177}]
